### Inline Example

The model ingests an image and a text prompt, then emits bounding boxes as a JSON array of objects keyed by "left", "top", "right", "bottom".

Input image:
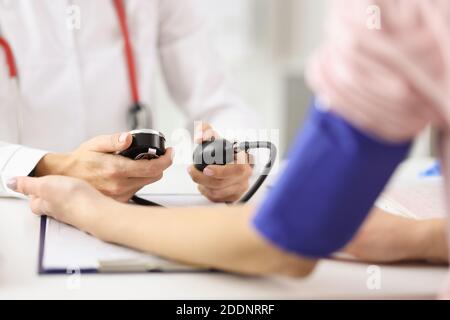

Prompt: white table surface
[{"left": 0, "top": 160, "right": 447, "bottom": 300}]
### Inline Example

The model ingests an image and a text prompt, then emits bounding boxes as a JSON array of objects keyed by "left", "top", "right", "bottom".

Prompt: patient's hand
[
  {"left": 9, "top": 176, "right": 110, "bottom": 231},
  {"left": 344, "top": 208, "right": 448, "bottom": 264}
]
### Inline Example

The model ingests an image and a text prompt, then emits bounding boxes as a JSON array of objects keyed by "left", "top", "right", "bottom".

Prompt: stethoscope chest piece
[{"left": 127, "top": 102, "right": 151, "bottom": 130}]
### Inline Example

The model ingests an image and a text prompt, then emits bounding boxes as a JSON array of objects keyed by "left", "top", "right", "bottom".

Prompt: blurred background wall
[{"left": 153, "top": 0, "right": 433, "bottom": 158}]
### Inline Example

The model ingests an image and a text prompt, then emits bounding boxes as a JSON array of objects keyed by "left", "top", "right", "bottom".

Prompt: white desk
[{"left": 0, "top": 161, "right": 447, "bottom": 299}]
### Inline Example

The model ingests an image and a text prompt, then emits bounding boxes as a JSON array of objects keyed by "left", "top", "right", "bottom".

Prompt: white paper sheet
[
  {"left": 42, "top": 194, "right": 212, "bottom": 272},
  {"left": 376, "top": 178, "right": 447, "bottom": 220}
]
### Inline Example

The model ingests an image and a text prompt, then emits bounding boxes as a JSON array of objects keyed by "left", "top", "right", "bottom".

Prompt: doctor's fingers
[
  {"left": 188, "top": 165, "right": 251, "bottom": 190},
  {"left": 80, "top": 132, "right": 133, "bottom": 153},
  {"left": 189, "top": 150, "right": 252, "bottom": 184},
  {"left": 198, "top": 183, "right": 248, "bottom": 203},
  {"left": 194, "top": 122, "right": 219, "bottom": 143},
  {"left": 203, "top": 159, "right": 253, "bottom": 180},
  {"left": 107, "top": 148, "right": 174, "bottom": 179}
]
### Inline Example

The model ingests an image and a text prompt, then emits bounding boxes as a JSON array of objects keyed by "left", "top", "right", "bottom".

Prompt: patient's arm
[
  {"left": 345, "top": 208, "right": 448, "bottom": 264},
  {"left": 12, "top": 175, "right": 316, "bottom": 277},
  {"left": 93, "top": 202, "right": 317, "bottom": 276}
]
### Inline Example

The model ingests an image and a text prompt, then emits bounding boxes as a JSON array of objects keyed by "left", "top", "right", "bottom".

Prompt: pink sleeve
[{"left": 306, "top": 0, "right": 450, "bottom": 143}]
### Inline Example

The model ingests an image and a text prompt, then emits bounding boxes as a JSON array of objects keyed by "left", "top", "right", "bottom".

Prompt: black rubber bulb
[{"left": 193, "top": 138, "right": 235, "bottom": 172}]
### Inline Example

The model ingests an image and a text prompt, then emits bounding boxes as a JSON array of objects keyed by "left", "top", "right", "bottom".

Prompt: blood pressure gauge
[{"left": 119, "top": 129, "right": 166, "bottom": 160}]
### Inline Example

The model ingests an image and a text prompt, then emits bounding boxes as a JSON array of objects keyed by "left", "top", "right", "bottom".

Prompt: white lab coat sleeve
[
  {"left": 157, "top": 0, "right": 262, "bottom": 139},
  {"left": 0, "top": 142, "right": 47, "bottom": 197}
]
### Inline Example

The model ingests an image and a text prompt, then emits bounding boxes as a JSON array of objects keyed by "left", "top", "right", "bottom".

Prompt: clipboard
[
  {"left": 38, "top": 216, "right": 98, "bottom": 274},
  {"left": 38, "top": 194, "right": 211, "bottom": 275}
]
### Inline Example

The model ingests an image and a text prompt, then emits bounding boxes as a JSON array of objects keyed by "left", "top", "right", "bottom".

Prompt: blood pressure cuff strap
[{"left": 253, "top": 100, "right": 411, "bottom": 258}]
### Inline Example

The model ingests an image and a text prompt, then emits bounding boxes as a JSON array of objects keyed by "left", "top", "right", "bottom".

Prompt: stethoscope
[
  {"left": 0, "top": 34, "right": 23, "bottom": 143},
  {"left": 0, "top": 0, "right": 150, "bottom": 144}
]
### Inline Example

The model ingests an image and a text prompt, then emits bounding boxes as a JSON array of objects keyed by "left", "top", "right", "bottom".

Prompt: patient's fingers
[
  {"left": 15, "top": 176, "right": 84, "bottom": 201},
  {"left": 30, "top": 196, "right": 47, "bottom": 216},
  {"left": 15, "top": 176, "right": 44, "bottom": 198}
]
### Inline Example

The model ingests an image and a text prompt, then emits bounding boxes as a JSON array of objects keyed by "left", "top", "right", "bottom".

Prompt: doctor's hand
[
  {"left": 187, "top": 123, "right": 253, "bottom": 203},
  {"left": 34, "top": 133, "right": 173, "bottom": 202}
]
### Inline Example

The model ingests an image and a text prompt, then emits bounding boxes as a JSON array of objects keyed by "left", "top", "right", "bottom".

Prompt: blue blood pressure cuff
[{"left": 253, "top": 100, "right": 411, "bottom": 258}]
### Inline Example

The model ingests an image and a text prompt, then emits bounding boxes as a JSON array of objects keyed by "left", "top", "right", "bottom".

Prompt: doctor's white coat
[{"left": 0, "top": 0, "right": 259, "bottom": 196}]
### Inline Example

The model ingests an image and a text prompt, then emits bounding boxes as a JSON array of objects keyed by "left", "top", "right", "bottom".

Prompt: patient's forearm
[
  {"left": 423, "top": 219, "right": 448, "bottom": 264},
  {"left": 87, "top": 203, "right": 316, "bottom": 276},
  {"left": 345, "top": 209, "right": 448, "bottom": 264}
]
